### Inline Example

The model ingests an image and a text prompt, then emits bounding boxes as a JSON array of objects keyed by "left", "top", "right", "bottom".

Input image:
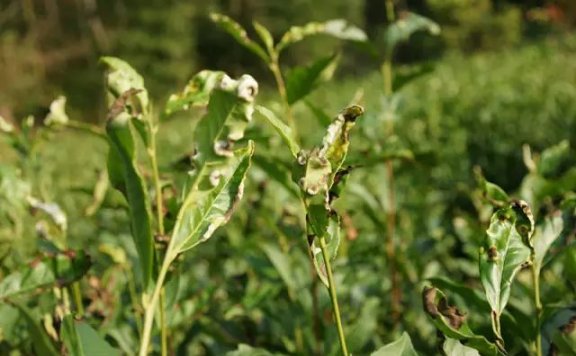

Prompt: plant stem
[
  {"left": 139, "top": 255, "right": 171, "bottom": 356},
  {"left": 319, "top": 236, "right": 348, "bottom": 356},
  {"left": 268, "top": 56, "right": 298, "bottom": 140},
  {"left": 381, "top": 0, "right": 402, "bottom": 322},
  {"left": 65, "top": 120, "right": 106, "bottom": 139},
  {"left": 72, "top": 282, "right": 84, "bottom": 315},
  {"left": 146, "top": 120, "right": 168, "bottom": 356},
  {"left": 531, "top": 255, "right": 542, "bottom": 356}
]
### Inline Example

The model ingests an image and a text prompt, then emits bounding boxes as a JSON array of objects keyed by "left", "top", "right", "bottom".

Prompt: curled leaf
[
  {"left": 210, "top": 13, "right": 269, "bottom": 62},
  {"left": 165, "top": 70, "right": 226, "bottom": 115}
]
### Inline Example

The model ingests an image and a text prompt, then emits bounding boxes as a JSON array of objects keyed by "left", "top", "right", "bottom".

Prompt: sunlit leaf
[
  {"left": 61, "top": 315, "right": 121, "bottom": 355},
  {"left": 276, "top": 19, "right": 367, "bottom": 52},
  {"left": 100, "top": 57, "right": 149, "bottom": 115},
  {"left": 286, "top": 53, "right": 340, "bottom": 105},
  {"left": 210, "top": 13, "right": 269, "bottom": 62},
  {"left": 475, "top": 168, "right": 510, "bottom": 207},
  {"left": 533, "top": 212, "right": 563, "bottom": 270},
  {"left": 0, "top": 250, "right": 91, "bottom": 300},
  {"left": 371, "top": 332, "right": 418, "bottom": 356}
]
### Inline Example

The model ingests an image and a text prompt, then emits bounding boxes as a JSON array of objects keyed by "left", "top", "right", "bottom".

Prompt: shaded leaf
[
  {"left": 12, "top": 303, "right": 59, "bottom": 356},
  {"left": 253, "top": 155, "right": 300, "bottom": 198},
  {"left": 542, "top": 305, "right": 576, "bottom": 356},
  {"left": 305, "top": 100, "right": 332, "bottom": 127},
  {"left": 385, "top": 12, "right": 440, "bottom": 53},
  {"left": 106, "top": 111, "right": 154, "bottom": 288},
  {"left": 210, "top": 13, "right": 269, "bottom": 62},
  {"left": 286, "top": 53, "right": 340, "bottom": 105},
  {"left": 255, "top": 105, "right": 300, "bottom": 157},
  {"left": 537, "top": 140, "right": 570, "bottom": 178},
  {"left": 533, "top": 212, "right": 563, "bottom": 270},
  {"left": 0, "top": 250, "right": 91, "bottom": 300},
  {"left": 61, "top": 315, "right": 121, "bottom": 356},
  {"left": 371, "top": 332, "right": 418, "bottom": 356},
  {"left": 261, "top": 243, "right": 298, "bottom": 293}
]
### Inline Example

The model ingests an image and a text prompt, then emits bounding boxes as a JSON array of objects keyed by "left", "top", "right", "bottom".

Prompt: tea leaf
[
  {"left": 479, "top": 203, "right": 532, "bottom": 317},
  {"left": 533, "top": 212, "right": 563, "bottom": 270},
  {"left": 12, "top": 303, "right": 58, "bottom": 356},
  {"left": 276, "top": 19, "right": 366, "bottom": 52},
  {"left": 286, "top": 53, "right": 340, "bottom": 105},
  {"left": 61, "top": 315, "right": 121, "bottom": 355},
  {"left": 422, "top": 287, "right": 502, "bottom": 355},
  {"left": 255, "top": 105, "right": 300, "bottom": 157},
  {"left": 385, "top": 12, "right": 440, "bottom": 53},
  {"left": 164, "top": 70, "right": 226, "bottom": 116},
  {"left": 106, "top": 110, "right": 154, "bottom": 288},
  {"left": 371, "top": 332, "right": 418, "bottom": 356},
  {"left": 537, "top": 140, "right": 570, "bottom": 178},
  {"left": 100, "top": 57, "right": 149, "bottom": 115},
  {"left": 253, "top": 21, "right": 274, "bottom": 53},
  {"left": 210, "top": 13, "right": 269, "bottom": 62},
  {"left": 443, "top": 338, "right": 480, "bottom": 356},
  {"left": 0, "top": 250, "right": 91, "bottom": 300}
]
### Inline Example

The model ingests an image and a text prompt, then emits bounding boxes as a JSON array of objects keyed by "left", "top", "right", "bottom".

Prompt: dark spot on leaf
[
  {"left": 488, "top": 246, "right": 498, "bottom": 261},
  {"left": 560, "top": 315, "right": 576, "bottom": 334},
  {"left": 422, "top": 287, "right": 439, "bottom": 318},
  {"left": 437, "top": 296, "right": 467, "bottom": 329}
]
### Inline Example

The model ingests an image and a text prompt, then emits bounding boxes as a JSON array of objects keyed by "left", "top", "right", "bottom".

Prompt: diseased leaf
[
  {"left": 61, "top": 315, "right": 121, "bottom": 356},
  {"left": 0, "top": 250, "right": 91, "bottom": 300},
  {"left": 371, "top": 332, "right": 418, "bottom": 356},
  {"left": 164, "top": 70, "right": 226, "bottom": 116},
  {"left": 385, "top": 12, "right": 440, "bottom": 53},
  {"left": 100, "top": 57, "right": 149, "bottom": 115},
  {"left": 164, "top": 74, "right": 258, "bottom": 264},
  {"left": 210, "top": 13, "right": 269, "bottom": 62},
  {"left": 479, "top": 203, "right": 533, "bottom": 316},
  {"left": 12, "top": 303, "right": 59, "bottom": 356},
  {"left": 286, "top": 53, "right": 340, "bottom": 105},
  {"left": 255, "top": 105, "right": 300, "bottom": 158},
  {"left": 422, "top": 287, "right": 502, "bottom": 355},
  {"left": 106, "top": 111, "right": 155, "bottom": 288},
  {"left": 276, "top": 19, "right": 366, "bottom": 52}
]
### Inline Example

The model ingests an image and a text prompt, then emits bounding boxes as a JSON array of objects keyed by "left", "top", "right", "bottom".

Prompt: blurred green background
[{"left": 1, "top": 0, "right": 575, "bottom": 119}]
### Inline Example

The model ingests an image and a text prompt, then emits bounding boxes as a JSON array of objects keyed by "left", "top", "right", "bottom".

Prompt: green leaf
[
  {"left": 100, "top": 57, "right": 149, "bottom": 115},
  {"left": 61, "top": 315, "right": 121, "bottom": 356},
  {"left": 304, "top": 100, "right": 332, "bottom": 127},
  {"left": 253, "top": 155, "right": 300, "bottom": 199},
  {"left": 533, "top": 212, "right": 563, "bottom": 270},
  {"left": 427, "top": 277, "right": 489, "bottom": 312},
  {"left": 106, "top": 110, "right": 154, "bottom": 288},
  {"left": 385, "top": 12, "right": 440, "bottom": 53},
  {"left": 261, "top": 243, "right": 298, "bottom": 293},
  {"left": 475, "top": 168, "right": 510, "bottom": 207},
  {"left": 286, "top": 53, "right": 340, "bottom": 105},
  {"left": 210, "top": 13, "right": 270, "bottom": 62},
  {"left": 371, "top": 332, "right": 418, "bottom": 356},
  {"left": 537, "top": 140, "right": 571, "bottom": 178},
  {"left": 167, "top": 142, "right": 254, "bottom": 261},
  {"left": 12, "top": 303, "right": 59, "bottom": 356},
  {"left": 347, "top": 298, "right": 380, "bottom": 352},
  {"left": 164, "top": 70, "right": 226, "bottom": 116},
  {"left": 253, "top": 21, "right": 274, "bottom": 53},
  {"left": 44, "top": 96, "right": 69, "bottom": 126},
  {"left": 542, "top": 305, "right": 576, "bottom": 356},
  {"left": 0, "top": 250, "right": 91, "bottom": 300},
  {"left": 255, "top": 105, "right": 300, "bottom": 158},
  {"left": 276, "top": 19, "right": 367, "bottom": 52},
  {"left": 479, "top": 203, "right": 533, "bottom": 317},
  {"left": 443, "top": 338, "right": 480, "bottom": 356},
  {"left": 309, "top": 213, "right": 340, "bottom": 288},
  {"left": 227, "top": 344, "right": 283, "bottom": 356},
  {"left": 422, "top": 287, "right": 502, "bottom": 355}
]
